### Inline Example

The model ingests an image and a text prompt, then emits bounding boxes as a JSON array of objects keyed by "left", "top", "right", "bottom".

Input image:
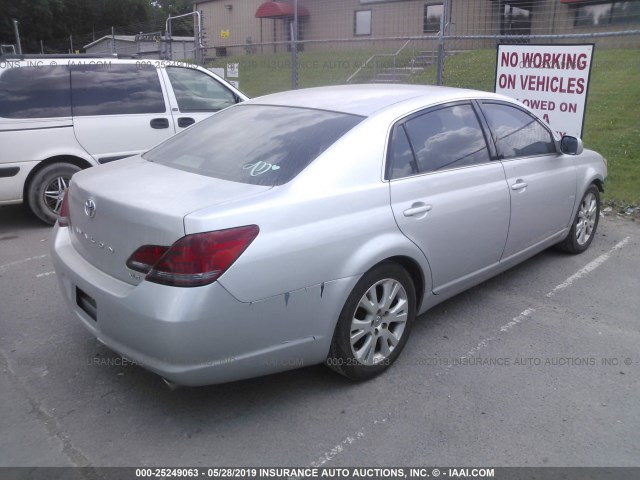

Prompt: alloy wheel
[
  {"left": 350, "top": 278, "right": 409, "bottom": 365},
  {"left": 576, "top": 192, "right": 597, "bottom": 246}
]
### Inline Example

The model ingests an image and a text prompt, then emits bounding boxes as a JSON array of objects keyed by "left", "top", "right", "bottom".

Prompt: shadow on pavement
[{"left": 0, "top": 205, "right": 51, "bottom": 234}]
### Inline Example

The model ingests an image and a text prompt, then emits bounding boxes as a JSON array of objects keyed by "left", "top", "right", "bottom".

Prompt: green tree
[{"left": 0, "top": 0, "right": 158, "bottom": 53}]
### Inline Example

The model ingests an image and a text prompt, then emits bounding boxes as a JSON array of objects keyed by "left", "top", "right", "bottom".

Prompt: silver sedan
[{"left": 51, "top": 85, "right": 607, "bottom": 386}]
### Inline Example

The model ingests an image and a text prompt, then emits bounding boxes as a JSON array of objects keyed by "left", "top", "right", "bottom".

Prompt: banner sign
[{"left": 495, "top": 44, "right": 594, "bottom": 138}]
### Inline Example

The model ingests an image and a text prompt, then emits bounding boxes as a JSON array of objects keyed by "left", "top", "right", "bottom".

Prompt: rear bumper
[{"left": 51, "top": 224, "right": 357, "bottom": 386}]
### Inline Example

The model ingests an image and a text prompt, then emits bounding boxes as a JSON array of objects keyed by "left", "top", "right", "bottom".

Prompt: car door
[
  {"left": 388, "top": 102, "right": 511, "bottom": 295},
  {"left": 480, "top": 101, "right": 577, "bottom": 259},
  {"left": 71, "top": 63, "right": 175, "bottom": 164},
  {"left": 161, "top": 66, "right": 242, "bottom": 132}
]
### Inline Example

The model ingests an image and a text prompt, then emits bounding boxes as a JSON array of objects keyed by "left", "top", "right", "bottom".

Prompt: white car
[{"left": 0, "top": 55, "right": 247, "bottom": 224}]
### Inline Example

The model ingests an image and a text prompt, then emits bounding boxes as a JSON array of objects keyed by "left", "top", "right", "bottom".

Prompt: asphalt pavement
[{"left": 1, "top": 203, "right": 639, "bottom": 468}]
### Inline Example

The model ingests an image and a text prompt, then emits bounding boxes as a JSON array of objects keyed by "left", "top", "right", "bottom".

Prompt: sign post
[{"left": 495, "top": 44, "right": 594, "bottom": 138}]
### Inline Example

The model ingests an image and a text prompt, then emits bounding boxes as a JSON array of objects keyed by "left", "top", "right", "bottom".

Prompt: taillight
[
  {"left": 126, "top": 225, "right": 259, "bottom": 288},
  {"left": 126, "top": 245, "right": 169, "bottom": 273},
  {"left": 58, "top": 190, "right": 71, "bottom": 227}
]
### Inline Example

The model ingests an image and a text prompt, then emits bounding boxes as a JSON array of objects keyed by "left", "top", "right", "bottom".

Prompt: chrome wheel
[
  {"left": 27, "top": 163, "right": 81, "bottom": 225},
  {"left": 350, "top": 278, "right": 408, "bottom": 365},
  {"left": 43, "top": 176, "right": 70, "bottom": 214},
  {"left": 576, "top": 192, "right": 597, "bottom": 246}
]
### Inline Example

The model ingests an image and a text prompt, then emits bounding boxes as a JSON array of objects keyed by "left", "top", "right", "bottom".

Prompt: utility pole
[
  {"left": 70, "top": 34, "right": 73, "bottom": 54},
  {"left": 436, "top": 0, "right": 450, "bottom": 86},
  {"left": 290, "top": 0, "right": 299, "bottom": 89},
  {"left": 12, "top": 19, "right": 22, "bottom": 55}
]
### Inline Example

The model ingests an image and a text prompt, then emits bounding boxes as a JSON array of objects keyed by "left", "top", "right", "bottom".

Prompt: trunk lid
[{"left": 67, "top": 156, "right": 270, "bottom": 285}]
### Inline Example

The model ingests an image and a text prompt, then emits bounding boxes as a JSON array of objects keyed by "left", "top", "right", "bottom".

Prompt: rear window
[
  {"left": 144, "top": 105, "right": 364, "bottom": 186},
  {"left": 0, "top": 66, "right": 71, "bottom": 118}
]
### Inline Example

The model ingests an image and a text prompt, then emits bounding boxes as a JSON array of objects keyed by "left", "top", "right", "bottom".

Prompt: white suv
[{"left": 0, "top": 55, "right": 247, "bottom": 224}]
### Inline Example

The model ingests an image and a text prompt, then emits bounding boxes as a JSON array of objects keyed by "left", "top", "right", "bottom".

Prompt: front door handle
[
  {"left": 403, "top": 204, "right": 433, "bottom": 217},
  {"left": 150, "top": 118, "right": 170, "bottom": 129},
  {"left": 511, "top": 180, "right": 528, "bottom": 191},
  {"left": 178, "top": 117, "right": 196, "bottom": 128}
]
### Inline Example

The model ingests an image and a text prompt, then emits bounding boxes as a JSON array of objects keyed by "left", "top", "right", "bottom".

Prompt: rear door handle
[
  {"left": 178, "top": 117, "right": 196, "bottom": 128},
  {"left": 403, "top": 204, "right": 432, "bottom": 217},
  {"left": 150, "top": 118, "right": 170, "bottom": 129},
  {"left": 511, "top": 180, "right": 528, "bottom": 190}
]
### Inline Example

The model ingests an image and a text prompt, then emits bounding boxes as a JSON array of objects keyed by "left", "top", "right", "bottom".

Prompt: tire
[
  {"left": 27, "top": 163, "right": 81, "bottom": 225},
  {"left": 557, "top": 184, "right": 600, "bottom": 254},
  {"left": 327, "top": 261, "right": 416, "bottom": 381}
]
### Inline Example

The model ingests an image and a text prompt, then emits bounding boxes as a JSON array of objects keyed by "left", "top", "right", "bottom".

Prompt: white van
[{"left": 0, "top": 55, "right": 248, "bottom": 224}]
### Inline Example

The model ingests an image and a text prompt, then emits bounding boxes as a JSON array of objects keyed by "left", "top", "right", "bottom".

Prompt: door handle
[
  {"left": 403, "top": 204, "right": 432, "bottom": 217},
  {"left": 511, "top": 180, "right": 528, "bottom": 191},
  {"left": 150, "top": 118, "right": 170, "bottom": 129},
  {"left": 178, "top": 117, "right": 196, "bottom": 128}
]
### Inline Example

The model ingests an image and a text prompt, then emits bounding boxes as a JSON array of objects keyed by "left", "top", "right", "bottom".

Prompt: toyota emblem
[{"left": 84, "top": 199, "right": 96, "bottom": 218}]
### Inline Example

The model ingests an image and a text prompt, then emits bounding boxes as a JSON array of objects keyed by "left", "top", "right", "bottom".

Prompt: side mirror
[{"left": 560, "top": 135, "right": 584, "bottom": 155}]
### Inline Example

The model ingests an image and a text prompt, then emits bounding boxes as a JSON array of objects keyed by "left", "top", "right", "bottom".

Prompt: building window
[
  {"left": 354, "top": 10, "right": 372, "bottom": 36},
  {"left": 424, "top": 3, "right": 443, "bottom": 33},
  {"left": 501, "top": 4, "right": 532, "bottom": 36},
  {"left": 575, "top": 1, "right": 640, "bottom": 27}
]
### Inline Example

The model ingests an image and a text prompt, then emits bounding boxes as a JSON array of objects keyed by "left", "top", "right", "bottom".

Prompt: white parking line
[
  {"left": 0, "top": 254, "right": 48, "bottom": 272},
  {"left": 546, "top": 236, "right": 631, "bottom": 297},
  {"left": 500, "top": 308, "right": 536, "bottom": 333},
  {"left": 36, "top": 271, "right": 56, "bottom": 278},
  {"left": 309, "top": 430, "right": 366, "bottom": 468}
]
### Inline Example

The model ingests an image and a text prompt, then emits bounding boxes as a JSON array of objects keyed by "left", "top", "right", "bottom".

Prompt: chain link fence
[
  {"left": 29, "top": 1, "right": 640, "bottom": 96},
  {"left": 38, "top": 15, "right": 202, "bottom": 62},
  {"left": 181, "top": 0, "right": 638, "bottom": 96}
]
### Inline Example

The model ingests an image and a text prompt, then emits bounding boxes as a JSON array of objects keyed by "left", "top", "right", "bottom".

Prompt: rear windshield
[{"left": 143, "top": 105, "right": 364, "bottom": 186}]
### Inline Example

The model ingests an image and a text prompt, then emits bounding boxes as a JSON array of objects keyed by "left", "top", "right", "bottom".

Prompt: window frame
[
  {"left": 385, "top": 100, "right": 495, "bottom": 181},
  {"left": 354, "top": 10, "right": 373, "bottom": 36},
  {"left": 477, "top": 100, "right": 559, "bottom": 161},
  {"left": 424, "top": 3, "right": 444, "bottom": 33},
  {"left": 501, "top": 3, "right": 533, "bottom": 36}
]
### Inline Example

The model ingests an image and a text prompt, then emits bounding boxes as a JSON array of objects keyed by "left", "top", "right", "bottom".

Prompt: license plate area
[{"left": 76, "top": 287, "right": 97, "bottom": 321}]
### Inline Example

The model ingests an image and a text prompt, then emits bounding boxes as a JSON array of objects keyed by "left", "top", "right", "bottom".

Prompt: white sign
[
  {"left": 228, "top": 80, "right": 240, "bottom": 90},
  {"left": 226, "top": 63, "right": 239, "bottom": 78},
  {"left": 495, "top": 44, "right": 594, "bottom": 138}
]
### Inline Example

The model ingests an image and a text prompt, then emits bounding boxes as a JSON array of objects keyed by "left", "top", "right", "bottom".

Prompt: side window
[
  {"left": 71, "top": 64, "right": 165, "bottom": 116},
  {"left": 166, "top": 67, "right": 237, "bottom": 112},
  {"left": 388, "top": 125, "right": 418, "bottom": 180},
  {"left": 482, "top": 103, "right": 556, "bottom": 159},
  {"left": 403, "top": 104, "right": 491, "bottom": 173},
  {"left": 0, "top": 66, "right": 71, "bottom": 118}
]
